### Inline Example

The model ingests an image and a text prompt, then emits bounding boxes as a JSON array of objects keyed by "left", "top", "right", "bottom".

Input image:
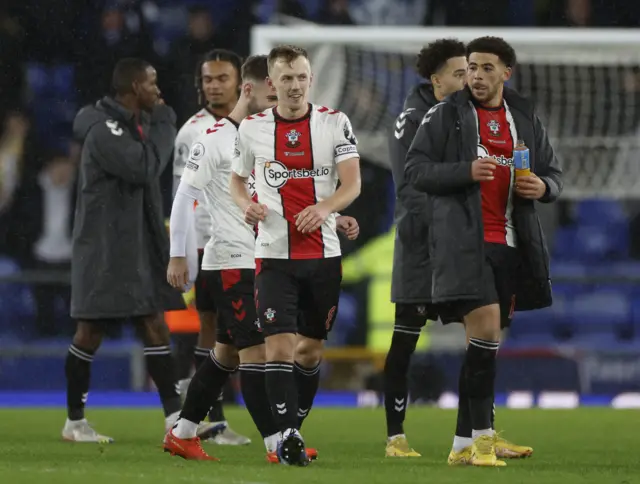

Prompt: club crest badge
[
  {"left": 487, "top": 120, "right": 500, "bottom": 137},
  {"left": 285, "top": 129, "right": 302, "bottom": 148},
  {"left": 264, "top": 308, "right": 276, "bottom": 323}
]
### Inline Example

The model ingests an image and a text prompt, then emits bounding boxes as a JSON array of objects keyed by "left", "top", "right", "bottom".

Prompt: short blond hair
[{"left": 267, "top": 45, "right": 309, "bottom": 70}]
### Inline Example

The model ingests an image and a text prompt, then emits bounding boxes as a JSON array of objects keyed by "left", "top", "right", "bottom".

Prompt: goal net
[{"left": 252, "top": 26, "right": 640, "bottom": 199}]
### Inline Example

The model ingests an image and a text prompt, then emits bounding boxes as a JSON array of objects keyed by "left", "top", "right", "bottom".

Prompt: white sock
[
  {"left": 388, "top": 434, "right": 405, "bottom": 442},
  {"left": 264, "top": 432, "right": 280, "bottom": 453},
  {"left": 452, "top": 435, "right": 473, "bottom": 452},
  {"left": 67, "top": 418, "right": 86, "bottom": 424},
  {"left": 472, "top": 429, "right": 494, "bottom": 439},
  {"left": 172, "top": 418, "right": 199, "bottom": 439}
]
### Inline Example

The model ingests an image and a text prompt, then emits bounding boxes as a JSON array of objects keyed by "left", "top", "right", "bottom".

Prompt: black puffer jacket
[
  {"left": 390, "top": 83, "right": 438, "bottom": 304},
  {"left": 405, "top": 86, "right": 563, "bottom": 311}
]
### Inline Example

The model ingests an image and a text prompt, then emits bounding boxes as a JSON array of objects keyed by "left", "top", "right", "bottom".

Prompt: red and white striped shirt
[
  {"left": 232, "top": 104, "right": 359, "bottom": 260},
  {"left": 475, "top": 102, "right": 517, "bottom": 247}
]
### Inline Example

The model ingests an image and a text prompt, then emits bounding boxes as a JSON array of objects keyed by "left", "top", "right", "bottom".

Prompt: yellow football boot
[
  {"left": 447, "top": 446, "right": 472, "bottom": 465},
  {"left": 495, "top": 433, "right": 533, "bottom": 459},
  {"left": 470, "top": 434, "right": 506, "bottom": 467},
  {"left": 385, "top": 435, "right": 421, "bottom": 457}
]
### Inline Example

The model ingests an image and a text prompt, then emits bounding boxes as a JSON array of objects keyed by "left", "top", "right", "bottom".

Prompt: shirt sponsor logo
[
  {"left": 477, "top": 144, "right": 513, "bottom": 167},
  {"left": 264, "top": 161, "right": 330, "bottom": 189}
]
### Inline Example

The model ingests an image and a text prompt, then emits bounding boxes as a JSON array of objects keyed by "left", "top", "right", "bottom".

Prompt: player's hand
[
  {"left": 244, "top": 202, "right": 268, "bottom": 225},
  {"left": 336, "top": 215, "right": 359, "bottom": 240},
  {"left": 471, "top": 157, "right": 498, "bottom": 181},
  {"left": 515, "top": 174, "right": 547, "bottom": 200},
  {"left": 167, "top": 257, "right": 189, "bottom": 289},
  {"left": 295, "top": 203, "right": 331, "bottom": 234}
]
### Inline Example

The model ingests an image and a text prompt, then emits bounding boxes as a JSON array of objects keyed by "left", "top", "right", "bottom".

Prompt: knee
[
  {"left": 139, "top": 314, "right": 171, "bottom": 346},
  {"left": 265, "top": 333, "right": 296, "bottom": 362},
  {"left": 214, "top": 343, "right": 239, "bottom": 368},
  {"left": 239, "top": 344, "right": 266, "bottom": 365},
  {"left": 73, "top": 322, "right": 103, "bottom": 351},
  {"left": 295, "top": 336, "right": 323, "bottom": 368},
  {"left": 464, "top": 305, "right": 501, "bottom": 342}
]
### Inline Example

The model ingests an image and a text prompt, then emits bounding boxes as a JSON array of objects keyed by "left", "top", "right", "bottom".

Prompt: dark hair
[
  {"left": 267, "top": 44, "right": 309, "bottom": 70},
  {"left": 415, "top": 39, "right": 466, "bottom": 79},
  {"left": 195, "top": 49, "right": 243, "bottom": 102},
  {"left": 466, "top": 36, "right": 517, "bottom": 68},
  {"left": 241, "top": 55, "right": 269, "bottom": 83},
  {"left": 111, "top": 58, "right": 151, "bottom": 95}
]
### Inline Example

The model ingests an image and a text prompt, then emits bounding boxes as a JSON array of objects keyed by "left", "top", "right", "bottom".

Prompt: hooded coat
[
  {"left": 405, "top": 86, "right": 563, "bottom": 311},
  {"left": 70, "top": 97, "right": 184, "bottom": 319},
  {"left": 390, "top": 83, "right": 438, "bottom": 303}
]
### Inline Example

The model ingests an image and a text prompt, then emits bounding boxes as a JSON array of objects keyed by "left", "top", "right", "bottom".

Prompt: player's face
[
  {"left": 433, "top": 56, "right": 467, "bottom": 98},
  {"left": 467, "top": 52, "right": 511, "bottom": 105},
  {"left": 268, "top": 56, "right": 312, "bottom": 111},
  {"left": 134, "top": 66, "right": 160, "bottom": 112},
  {"left": 247, "top": 80, "right": 278, "bottom": 115},
  {"left": 201, "top": 61, "right": 239, "bottom": 108}
]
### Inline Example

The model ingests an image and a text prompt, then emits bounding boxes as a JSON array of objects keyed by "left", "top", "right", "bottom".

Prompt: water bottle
[{"left": 513, "top": 139, "right": 531, "bottom": 177}]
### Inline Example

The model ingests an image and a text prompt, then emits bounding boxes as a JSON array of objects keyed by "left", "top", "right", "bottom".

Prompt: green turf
[{"left": 2, "top": 407, "right": 638, "bottom": 484}]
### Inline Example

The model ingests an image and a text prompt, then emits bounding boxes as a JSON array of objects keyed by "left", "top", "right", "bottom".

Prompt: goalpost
[{"left": 251, "top": 26, "right": 640, "bottom": 199}]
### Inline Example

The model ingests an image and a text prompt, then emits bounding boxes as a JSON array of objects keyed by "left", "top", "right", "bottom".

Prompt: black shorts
[
  {"left": 200, "top": 269, "right": 263, "bottom": 350},
  {"left": 439, "top": 243, "right": 519, "bottom": 329},
  {"left": 194, "top": 250, "right": 217, "bottom": 313},
  {"left": 255, "top": 257, "right": 342, "bottom": 340},
  {"left": 394, "top": 303, "right": 439, "bottom": 329}
]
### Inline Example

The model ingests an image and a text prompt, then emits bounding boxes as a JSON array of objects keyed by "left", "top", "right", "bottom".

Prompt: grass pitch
[{"left": 2, "top": 407, "right": 638, "bottom": 484}]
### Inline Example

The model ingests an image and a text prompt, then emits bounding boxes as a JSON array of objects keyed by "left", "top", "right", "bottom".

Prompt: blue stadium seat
[
  {"left": 551, "top": 259, "right": 587, "bottom": 280},
  {"left": 567, "top": 290, "right": 632, "bottom": 342},
  {"left": 575, "top": 200, "right": 627, "bottom": 225},
  {"left": 51, "top": 64, "right": 76, "bottom": 99},
  {"left": 573, "top": 223, "right": 628, "bottom": 261},
  {"left": 508, "top": 292, "right": 571, "bottom": 342},
  {"left": 585, "top": 261, "right": 640, "bottom": 296},
  {"left": 26, "top": 62, "right": 50, "bottom": 97},
  {"left": 551, "top": 227, "right": 577, "bottom": 260},
  {"left": 0, "top": 257, "right": 36, "bottom": 337},
  {"left": 628, "top": 297, "right": 640, "bottom": 334}
]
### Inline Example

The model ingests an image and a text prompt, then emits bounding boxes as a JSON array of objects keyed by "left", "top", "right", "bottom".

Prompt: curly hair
[
  {"left": 466, "top": 36, "right": 517, "bottom": 68},
  {"left": 415, "top": 39, "right": 467, "bottom": 80}
]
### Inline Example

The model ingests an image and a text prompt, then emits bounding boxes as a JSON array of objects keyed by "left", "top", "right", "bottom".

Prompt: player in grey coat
[
  {"left": 385, "top": 39, "right": 468, "bottom": 457},
  {"left": 63, "top": 58, "right": 186, "bottom": 443},
  {"left": 406, "top": 37, "right": 562, "bottom": 466}
]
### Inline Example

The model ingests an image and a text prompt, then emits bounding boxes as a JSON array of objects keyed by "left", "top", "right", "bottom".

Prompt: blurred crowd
[{"left": 0, "top": 0, "right": 638, "bottom": 338}]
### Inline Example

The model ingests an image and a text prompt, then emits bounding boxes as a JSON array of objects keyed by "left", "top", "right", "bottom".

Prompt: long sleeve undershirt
[{"left": 169, "top": 180, "right": 202, "bottom": 285}]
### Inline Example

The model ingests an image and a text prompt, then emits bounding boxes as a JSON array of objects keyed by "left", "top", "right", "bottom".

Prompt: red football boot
[{"left": 163, "top": 430, "right": 219, "bottom": 461}]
